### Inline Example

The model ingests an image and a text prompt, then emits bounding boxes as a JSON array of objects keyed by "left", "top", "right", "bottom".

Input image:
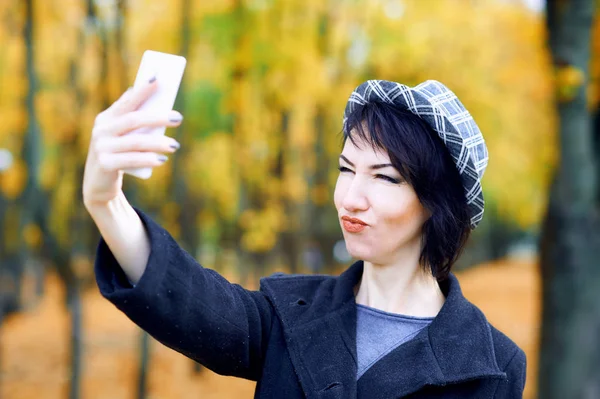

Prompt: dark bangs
[{"left": 342, "top": 101, "right": 471, "bottom": 281}]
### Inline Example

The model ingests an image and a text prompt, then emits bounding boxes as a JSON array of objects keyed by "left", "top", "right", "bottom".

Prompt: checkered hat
[{"left": 343, "top": 80, "right": 488, "bottom": 229}]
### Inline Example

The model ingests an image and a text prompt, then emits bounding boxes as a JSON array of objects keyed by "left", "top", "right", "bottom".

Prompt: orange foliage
[{"left": 1, "top": 259, "right": 539, "bottom": 399}]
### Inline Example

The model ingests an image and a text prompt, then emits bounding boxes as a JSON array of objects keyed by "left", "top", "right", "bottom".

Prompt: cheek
[
  {"left": 333, "top": 176, "right": 347, "bottom": 210},
  {"left": 378, "top": 190, "right": 426, "bottom": 228}
]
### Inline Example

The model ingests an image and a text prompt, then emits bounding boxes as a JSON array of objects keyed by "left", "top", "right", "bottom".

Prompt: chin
[{"left": 344, "top": 239, "right": 376, "bottom": 262}]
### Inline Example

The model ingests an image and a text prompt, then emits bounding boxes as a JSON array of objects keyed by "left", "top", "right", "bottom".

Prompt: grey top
[{"left": 356, "top": 304, "right": 434, "bottom": 380}]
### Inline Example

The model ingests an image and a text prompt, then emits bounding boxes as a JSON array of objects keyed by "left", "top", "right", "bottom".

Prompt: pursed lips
[{"left": 341, "top": 216, "right": 368, "bottom": 233}]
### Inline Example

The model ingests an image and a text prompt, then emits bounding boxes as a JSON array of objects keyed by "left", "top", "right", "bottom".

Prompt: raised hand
[{"left": 82, "top": 77, "right": 182, "bottom": 208}]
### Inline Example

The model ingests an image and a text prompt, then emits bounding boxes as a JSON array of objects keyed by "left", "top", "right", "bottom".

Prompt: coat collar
[{"left": 260, "top": 261, "right": 506, "bottom": 399}]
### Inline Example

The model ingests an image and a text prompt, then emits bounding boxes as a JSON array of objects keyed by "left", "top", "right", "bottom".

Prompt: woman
[{"left": 83, "top": 78, "right": 526, "bottom": 398}]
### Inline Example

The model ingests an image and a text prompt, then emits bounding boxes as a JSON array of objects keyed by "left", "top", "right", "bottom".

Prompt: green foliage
[{"left": 185, "top": 82, "right": 234, "bottom": 139}]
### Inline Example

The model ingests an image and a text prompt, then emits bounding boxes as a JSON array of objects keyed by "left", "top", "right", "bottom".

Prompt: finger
[
  {"left": 96, "top": 134, "right": 180, "bottom": 154},
  {"left": 111, "top": 76, "right": 158, "bottom": 116},
  {"left": 97, "top": 151, "right": 168, "bottom": 172},
  {"left": 102, "top": 87, "right": 134, "bottom": 117},
  {"left": 93, "top": 109, "right": 183, "bottom": 137}
]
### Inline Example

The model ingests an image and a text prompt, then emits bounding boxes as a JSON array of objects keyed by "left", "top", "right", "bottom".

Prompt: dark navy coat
[{"left": 95, "top": 208, "right": 526, "bottom": 398}]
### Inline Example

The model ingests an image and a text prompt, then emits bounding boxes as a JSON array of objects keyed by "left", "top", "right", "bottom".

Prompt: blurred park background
[{"left": 1, "top": 0, "right": 600, "bottom": 398}]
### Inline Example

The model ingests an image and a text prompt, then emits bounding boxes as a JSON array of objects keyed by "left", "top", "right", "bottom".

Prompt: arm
[
  {"left": 86, "top": 191, "right": 150, "bottom": 285},
  {"left": 90, "top": 200, "right": 274, "bottom": 381},
  {"left": 493, "top": 349, "right": 527, "bottom": 399},
  {"left": 83, "top": 81, "right": 273, "bottom": 380}
]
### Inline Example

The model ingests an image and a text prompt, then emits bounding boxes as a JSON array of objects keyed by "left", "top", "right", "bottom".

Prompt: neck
[{"left": 354, "top": 256, "right": 445, "bottom": 318}]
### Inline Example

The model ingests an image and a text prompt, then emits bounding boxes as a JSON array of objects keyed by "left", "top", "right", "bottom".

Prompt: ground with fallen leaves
[{"left": 1, "top": 258, "right": 538, "bottom": 399}]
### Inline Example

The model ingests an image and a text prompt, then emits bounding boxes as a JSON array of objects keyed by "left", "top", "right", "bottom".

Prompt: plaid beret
[{"left": 343, "top": 80, "right": 488, "bottom": 229}]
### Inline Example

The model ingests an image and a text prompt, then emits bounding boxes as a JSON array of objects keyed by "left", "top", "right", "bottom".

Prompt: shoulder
[
  {"left": 488, "top": 323, "right": 527, "bottom": 397},
  {"left": 447, "top": 273, "right": 526, "bottom": 373},
  {"left": 259, "top": 271, "right": 336, "bottom": 300},
  {"left": 462, "top": 296, "right": 526, "bottom": 371},
  {"left": 258, "top": 271, "right": 349, "bottom": 328},
  {"left": 488, "top": 323, "right": 527, "bottom": 372},
  {"left": 466, "top": 301, "right": 527, "bottom": 394}
]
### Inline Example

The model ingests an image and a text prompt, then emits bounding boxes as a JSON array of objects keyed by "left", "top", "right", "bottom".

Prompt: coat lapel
[
  {"left": 357, "top": 331, "right": 442, "bottom": 398},
  {"left": 260, "top": 263, "right": 363, "bottom": 398},
  {"left": 285, "top": 302, "right": 358, "bottom": 398},
  {"left": 356, "top": 272, "right": 507, "bottom": 397},
  {"left": 261, "top": 261, "right": 507, "bottom": 399}
]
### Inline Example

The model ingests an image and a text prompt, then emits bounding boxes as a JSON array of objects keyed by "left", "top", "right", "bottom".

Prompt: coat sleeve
[
  {"left": 493, "top": 348, "right": 527, "bottom": 399},
  {"left": 94, "top": 207, "right": 274, "bottom": 381}
]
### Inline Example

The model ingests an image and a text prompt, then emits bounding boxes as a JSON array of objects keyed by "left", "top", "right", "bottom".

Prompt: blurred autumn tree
[
  {"left": 0, "top": 0, "right": 555, "bottom": 397},
  {"left": 539, "top": 1, "right": 600, "bottom": 398}
]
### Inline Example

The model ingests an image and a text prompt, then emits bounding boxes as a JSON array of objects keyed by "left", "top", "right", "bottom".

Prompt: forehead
[{"left": 341, "top": 137, "right": 391, "bottom": 164}]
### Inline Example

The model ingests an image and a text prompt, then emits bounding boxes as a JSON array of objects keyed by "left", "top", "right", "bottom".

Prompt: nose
[{"left": 341, "top": 178, "right": 369, "bottom": 213}]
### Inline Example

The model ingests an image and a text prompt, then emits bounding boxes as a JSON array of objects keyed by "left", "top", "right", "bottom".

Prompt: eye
[
  {"left": 376, "top": 174, "right": 401, "bottom": 184},
  {"left": 338, "top": 166, "right": 353, "bottom": 173}
]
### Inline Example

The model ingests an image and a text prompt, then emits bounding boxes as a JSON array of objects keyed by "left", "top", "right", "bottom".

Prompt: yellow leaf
[
  {"left": 23, "top": 223, "right": 43, "bottom": 250},
  {"left": 555, "top": 65, "right": 585, "bottom": 102},
  {"left": 1, "top": 159, "right": 27, "bottom": 199}
]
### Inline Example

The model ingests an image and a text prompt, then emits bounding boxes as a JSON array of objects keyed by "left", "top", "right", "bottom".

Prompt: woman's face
[{"left": 333, "top": 136, "right": 429, "bottom": 265}]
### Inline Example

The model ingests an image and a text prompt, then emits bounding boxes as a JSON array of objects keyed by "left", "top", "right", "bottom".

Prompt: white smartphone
[{"left": 123, "top": 50, "right": 187, "bottom": 179}]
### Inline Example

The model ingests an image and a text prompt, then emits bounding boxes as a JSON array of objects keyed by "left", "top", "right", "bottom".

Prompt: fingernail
[
  {"left": 170, "top": 141, "right": 180, "bottom": 150},
  {"left": 148, "top": 76, "right": 156, "bottom": 83},
  {"left": 158, "top": 155, "right": 168, "bottom": 163},
  {"left": 169, "top": 112, "right": 183, "bottom": 123}
]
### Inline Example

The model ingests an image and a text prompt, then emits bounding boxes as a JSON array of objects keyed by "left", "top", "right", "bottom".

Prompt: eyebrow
[{"left": 339, "top": 155, "right": 394, "bottom": 170}]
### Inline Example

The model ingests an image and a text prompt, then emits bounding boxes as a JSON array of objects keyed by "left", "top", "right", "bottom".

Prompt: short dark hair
[{"left": 342, "top": 101, "right": 471, "bottom": 281}]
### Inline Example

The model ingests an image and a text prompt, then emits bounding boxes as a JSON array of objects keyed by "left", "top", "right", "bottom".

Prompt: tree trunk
[
  {"left": 230, "top": 0, "right": 259, "bottom": 281},
  {"left": 306, "top": 109, "right": 328, "bottom": 273},
  {"left": 115, "top": 0, "right": 129, "bottom": 92},
  {"left": 67, "top": 0, "right": 99, "bottom": 273},
  {"left": 137, "top": 331, "right": 151, "bottom": 399},
  {"left": 18, "top": 0, "right": 44, "bottom": 315},
  {"left": 174, "top": 0, "right": 204, "bottom": 374},
  {"left": 115, "top": 0, "right": 141, "bottom": 205},
  {"left": 169, "top": 0, "right": 197, "bottom": 255},
  {"left": 67, "top": 284, "right": 83, "bottom": 399},
  {"left": 277, "top": 111, "right": 301, "bottom": 273},
  {"left": 594, "top": 108, "right": 600, "bottom": 202},
  {"left": 538, "top": 1, "right": 600, "bottom": 398}
]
